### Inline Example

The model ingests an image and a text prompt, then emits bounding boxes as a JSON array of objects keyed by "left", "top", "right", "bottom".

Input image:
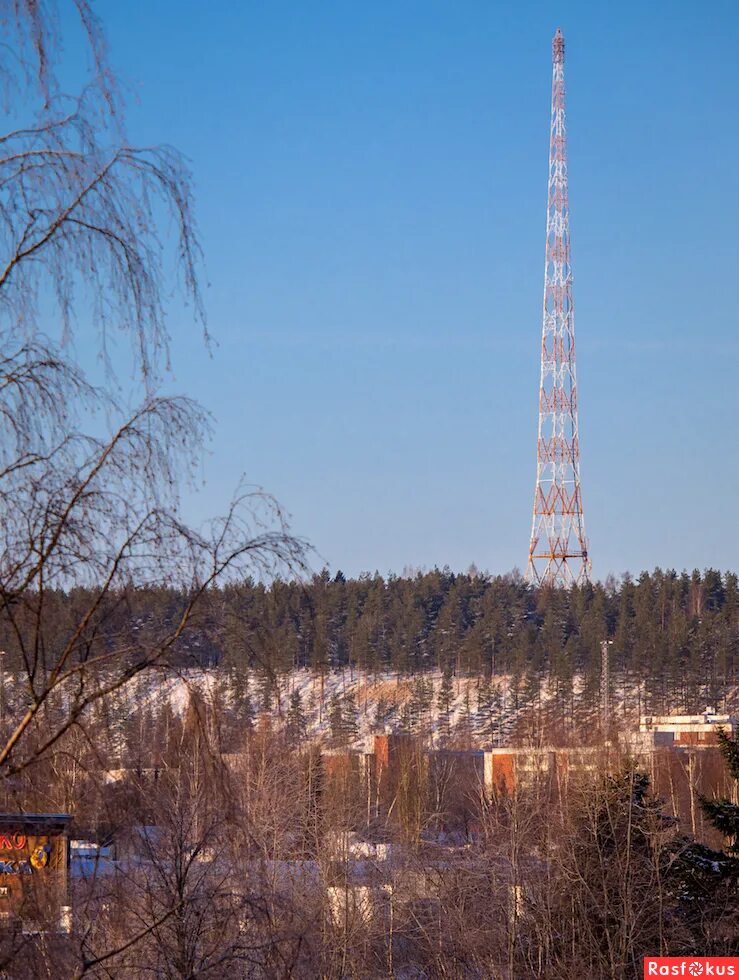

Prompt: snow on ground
[
  {"left": 130, "top": 668, "right": 611, "bottom": 749},
  {"left": 114, "top": 666, "right": 739, "bottom": 750}
]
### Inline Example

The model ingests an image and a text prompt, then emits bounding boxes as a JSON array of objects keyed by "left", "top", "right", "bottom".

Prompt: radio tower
[{"left": 527, "top": 28, "right": 590, "bottom": 587}]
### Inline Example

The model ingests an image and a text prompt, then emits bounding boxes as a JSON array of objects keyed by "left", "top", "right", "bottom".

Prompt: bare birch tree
[{"left": 0, "top": 1, "right": 306, "bottom": 784}]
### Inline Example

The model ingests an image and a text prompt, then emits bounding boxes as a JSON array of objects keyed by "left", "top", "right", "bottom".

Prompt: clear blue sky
[{"left": 85, "top": 1, "right": 739, "bottom": 579}]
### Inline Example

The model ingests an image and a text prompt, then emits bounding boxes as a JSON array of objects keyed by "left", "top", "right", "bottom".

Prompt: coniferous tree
[
  {"left": 408, "top": 676, "right": 433, "bottom": 734},
  {"left": 257, "top": 672, "right": 273, "bottom": 713},
  {"left": 373, "top": 696, "right": 391, "bottom": 732},
  {"left": 490, "top": 684, "right": 506, "bottom": 744},
  {"left": 407, "top": 680, "right": 423, "bottom": 734},
  {"left": 285, "top": 689, "right": 307, "bottom": 747},
  {"left": 437, "top": 668, "right": 454, "bottom": 742},
  {"left": 239, "top": 690, "right": 256, "bottom": 736},
  {"left": 476, "top": 676, "right": 491, "bottom": 717},
  {"left": 454, "top": 684, "right": 473, "bottom": 746},
  {"left": 475, "top": 677, "right": 497, "bottom": 743},
  {"left": 328, "top": 694, "right": 344, "bottom": 746},
  {"left": 700, "top": 727, "right": 739, "bottom": 855},
  {"left": 397, "top": 700, "right": 413, "bottom": 735},
  {"left": 522, "top": 671, "right": 542, "bottom": 711},
  {"left": 341, "top": 692, "right": 359, "bottom": 744}
]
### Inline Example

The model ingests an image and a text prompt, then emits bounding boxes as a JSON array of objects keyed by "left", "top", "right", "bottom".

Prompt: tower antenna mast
[{"left": 527, "top": 27, "right": 590, "bottom": 587}]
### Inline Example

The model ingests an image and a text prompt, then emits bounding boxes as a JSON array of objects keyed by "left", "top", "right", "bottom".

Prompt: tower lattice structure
[{"left": 527, "top": 28, "right": 590, "bottom": 587}]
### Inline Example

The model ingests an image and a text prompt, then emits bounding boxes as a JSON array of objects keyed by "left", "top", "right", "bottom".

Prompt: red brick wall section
[
  {"left": 374, "top": 735, "right": 389, "bottom": 769},
  {"left": 492, "top": 753, "right": 516, "bottom": 793},
  {"left": 675, "top": 732, "right": 719, "bottom": 746}
]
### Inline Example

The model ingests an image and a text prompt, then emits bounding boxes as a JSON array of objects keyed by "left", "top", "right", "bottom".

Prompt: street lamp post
[{"left": 600, "top": 640, "right": 613, "bottom": 734}]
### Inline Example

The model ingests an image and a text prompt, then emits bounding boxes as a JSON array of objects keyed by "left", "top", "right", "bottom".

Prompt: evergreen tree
[
  {"left": 454, "top": 684, "right": 473, "bottom": 745},
  {"left": 397, "top": 700, "right": 413, "bottom": 735},
  {"left": 285, "top": 689, "right": 307, "bottom": 747},
  {"left": 257, "top": 672, "right": 273, "bottom": 713},
  {"left": 373, "top": 696, "right": 391, "bottom": 732},
  {"left": 410, "top": 678, "right": 423, "bottom": 725},
  {"left": 239, "top": 690, "right": 256, "bottom": 735},
  {"left": 341, "top": 692, "right": 359, "bottom": 744},
  {"left": 476, "top": 676, "right": 492, "bottom": 716},
  {"left": 700, "top": 727, "right": 739, "bottom": 855},
  {"left": 437, "top": 668, "right": 454, "bottom": 742},
  {"left": 328, "top": 693, "right": 344, "bottom": 746},
  {"left": 475, "top": 676, "right": 493, "bottom": 742},
  {"left": 408, "top": 676, "right": 433, "bottom": 734},
  {"left": 490, "top": 685, "right": 505, "bottom": 744},
  {"left": 522, "top": 671, "right": 542, "bottom": 711}
]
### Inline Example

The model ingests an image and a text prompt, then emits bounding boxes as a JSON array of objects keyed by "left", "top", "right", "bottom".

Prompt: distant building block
[{"left": 639, "top": 710, "right": 737, "bottom": 748}]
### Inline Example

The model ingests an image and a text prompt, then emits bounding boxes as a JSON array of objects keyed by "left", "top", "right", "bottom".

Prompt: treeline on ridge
[{"left": 2, "top": 568, "right": 737, "bottom": 715}]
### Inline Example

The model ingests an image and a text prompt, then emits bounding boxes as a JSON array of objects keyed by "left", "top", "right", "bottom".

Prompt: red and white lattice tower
[{"left": 527, "top": 28, "right": 590, "bottom": 587}]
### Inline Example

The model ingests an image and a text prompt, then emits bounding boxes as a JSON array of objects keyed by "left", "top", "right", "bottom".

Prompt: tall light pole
[{"left": 600, "top": 639, "right": 613, "bottom": 733}]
